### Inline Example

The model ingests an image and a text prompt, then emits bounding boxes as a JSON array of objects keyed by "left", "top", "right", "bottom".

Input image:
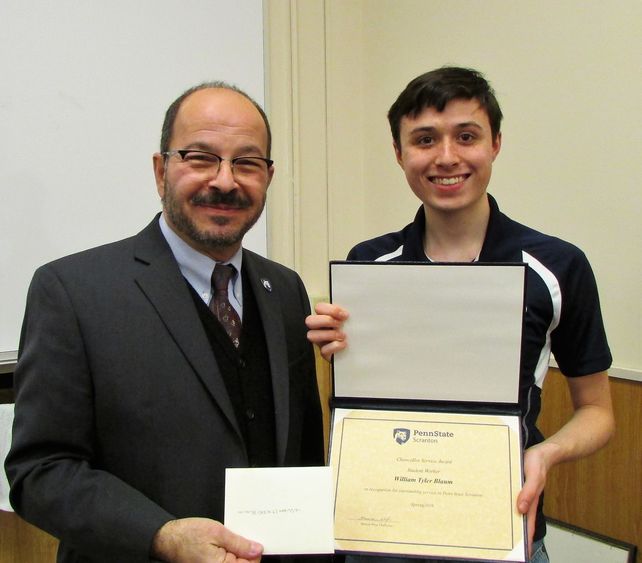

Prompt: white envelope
[{"left": 224, "top": 466, "right": 334, "bottom": 555}]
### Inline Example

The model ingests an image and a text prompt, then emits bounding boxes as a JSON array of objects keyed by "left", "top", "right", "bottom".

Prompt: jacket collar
[
  {"left": 132, "top": 215, "right": 244, "bottom": 445},
  {"left": 132, "top": 217, "right": 291, "bottom": 463}
]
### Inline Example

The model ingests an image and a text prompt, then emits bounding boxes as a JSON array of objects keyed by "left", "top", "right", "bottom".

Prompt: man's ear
[
  {"left": 492, "top": 132, "right": 502, "bottom": 161},
  {"left": 393, "top": 140, "right": 403, "bottom": 167},
  {"left": 152, "top": 153, "right": 166, "bottom": 198},
  {"left": 265, "top": 164, "right": 275, "bottom": 190}
]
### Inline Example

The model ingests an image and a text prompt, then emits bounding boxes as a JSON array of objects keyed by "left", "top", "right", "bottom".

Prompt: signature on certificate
[{"left": 350, "top": 516, "right": 398, "bottom": 526}]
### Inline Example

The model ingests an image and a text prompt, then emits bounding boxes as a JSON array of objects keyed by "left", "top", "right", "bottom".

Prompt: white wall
[{"left": 0, "top": 0, "right": 266, "bottom": 358}]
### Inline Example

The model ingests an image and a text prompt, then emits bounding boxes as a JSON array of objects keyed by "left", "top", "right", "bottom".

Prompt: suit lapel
[
  {"left": 243, "top": 251, "right": 290, "bottom": 464},
  {"left": 132, "top": 218, "right": 243, "bottom": 441}
]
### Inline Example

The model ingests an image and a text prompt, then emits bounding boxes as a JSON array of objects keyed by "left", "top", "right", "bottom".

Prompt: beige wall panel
[
  {"left": 325, "top": 2, "right": 367, "bottom": 265},
  {"left": 325, "top": 0, "right": 642, "bottom": 372},
  {"left": 264, "top": 0, "right": 298, "bottom": 270},
  {"left": 266, "top": 0, "right": 333, "bottom": 300},
  {"left": 266, "top": 0, "right": 641, "bottom": 367},
  {"left": 292, "top": 1, "right": 331, "bottom": 295}
]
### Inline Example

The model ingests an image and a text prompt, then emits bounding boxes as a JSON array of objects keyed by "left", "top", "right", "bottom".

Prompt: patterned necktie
[{"left": 210, "top": 264, "right": 242, "bottom": 347}]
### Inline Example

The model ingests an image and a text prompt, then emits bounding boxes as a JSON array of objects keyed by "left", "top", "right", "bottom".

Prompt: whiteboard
[{"left": 0, "top": 0, "right": 266, "bottom": 357}]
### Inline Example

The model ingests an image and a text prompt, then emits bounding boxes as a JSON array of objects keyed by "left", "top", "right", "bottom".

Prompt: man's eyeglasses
[{"left": 163, "top": 149, "right": 273, "bottom": 181}]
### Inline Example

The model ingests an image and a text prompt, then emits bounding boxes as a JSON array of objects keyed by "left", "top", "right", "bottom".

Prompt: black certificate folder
[{"left": 328, "top": 261, "right": 528, "bottom": 562}]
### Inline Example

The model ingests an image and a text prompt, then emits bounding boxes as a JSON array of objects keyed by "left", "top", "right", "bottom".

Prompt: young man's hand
[
  {"left": 517, "top": 444, "right": 552, "bottom": 557},
  {"left": 305, "top": 302, "right": 350, "bottom": 361}
]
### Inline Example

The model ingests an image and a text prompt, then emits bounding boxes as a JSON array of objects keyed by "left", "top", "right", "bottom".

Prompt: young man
[
  {"left": 306, "top": 67, "right": 614, "bottom": 562},
  {"left": 7, "top": 83, "right": 325, "bottom": 562}
]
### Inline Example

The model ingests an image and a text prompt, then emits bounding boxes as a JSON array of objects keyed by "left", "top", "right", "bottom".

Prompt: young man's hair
[
  {"left": 387, "top": 66, "right": 503, "bottom": 147},
  {"left": 160, "top": 81, "right": 272, "bottom": 157}
]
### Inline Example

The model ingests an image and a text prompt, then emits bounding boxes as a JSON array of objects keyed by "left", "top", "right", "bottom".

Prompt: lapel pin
[{"left": 261, "top": 278, "right": 272, "bottom": 292}]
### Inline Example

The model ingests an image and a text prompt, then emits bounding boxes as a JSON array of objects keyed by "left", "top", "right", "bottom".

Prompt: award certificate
[{"left": 331, "top": 408, "right": 526, "bottom": 561}]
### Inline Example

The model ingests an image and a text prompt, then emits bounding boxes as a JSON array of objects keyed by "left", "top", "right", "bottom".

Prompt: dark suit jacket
[{"left": 6, "top": 216, "right": 325, "bottom": 562}]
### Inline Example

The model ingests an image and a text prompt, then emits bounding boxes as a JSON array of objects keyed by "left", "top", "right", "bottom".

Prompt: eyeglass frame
[{"left": 162, "top": 149, "right": 274, "bottom": 177}]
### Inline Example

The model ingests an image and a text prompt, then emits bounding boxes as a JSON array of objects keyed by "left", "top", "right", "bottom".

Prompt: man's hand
[
  {"left": 516, "top": 370, "right": 614, "bottom": 558},
  {"left": 151, "top": 518, "right": 263, "bottom": 563},
  {"left": 516, "top": 444, "right": 552, "bottom": 558},
  {"left": 305, "top": 302, "right": 349, "bottom": 361}
]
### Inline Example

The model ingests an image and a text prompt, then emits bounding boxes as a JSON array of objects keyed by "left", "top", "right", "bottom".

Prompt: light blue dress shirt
[{"left": 159, "top": 213, "right": 243, "bottom": 319}]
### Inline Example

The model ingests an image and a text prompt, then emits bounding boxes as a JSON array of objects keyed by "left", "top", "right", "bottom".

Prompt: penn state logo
[
  {"left": 261, "top": 278, "right": 272, "bottom": 292},
  {"left": 393, "top": 428, "right": 410, "bottom": 445}
]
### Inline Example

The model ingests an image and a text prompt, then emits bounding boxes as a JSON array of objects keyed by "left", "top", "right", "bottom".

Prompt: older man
[{"left": 7, "top": 82, "right": 325, "bottom": 562}]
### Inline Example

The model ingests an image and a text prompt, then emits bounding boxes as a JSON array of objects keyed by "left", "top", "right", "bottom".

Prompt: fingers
[
  {"left": 305, "top": 303, "right": 350, "bottom": 361},
  {"left": 306, "top": 327, "right": 347, "bottom": 346},
  {"left": 151, "top": 518, "right": 263, "bottom": 563},
  {"left": 526, "top": 498, "right": 538, "bottom": 558},
  {"left": 306, "top": 327, "right": 348, "bottom": 361},
  {"left": 219, "top": 546, "right": 233, "bottom": 563},
  {"left": 319, "top": 339, "right": 348, "bottom": 361},
  {"left": 213, "top": 521, "right": 263, "bottom": 560},
  {"left": 516, "top": 479, "right": 537, "bottom": 515},
  {"left": 306, "top": 320, "right": 347, "bottom": 344},
  {"left": 218, "top": 547, "right": 260, "bottom": 563},
  {"left": 516, "top": 479, "right": 538, "bottom": 557},
  {"left": 305, "top": 303, "right": 349, "bottom": 329},
  {"left": 222, "top": 551, "right": 254, "bottom": 563},
  {"left": 314, "top": 301, "right": 349, "bottom": 318},
  {"left": 515, "top": 492, "right": 538, "bottom": 558},
  {"left": 517, "top": 448, "right": 548, "bottom": 559}
]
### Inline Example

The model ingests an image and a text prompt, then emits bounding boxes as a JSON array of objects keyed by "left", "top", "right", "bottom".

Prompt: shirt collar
[
  {"left": 478, "top": 193, "right": 502, "bottom": 261},
  {"left": 405, "top": 193, "right": 500, "bottom": 262},
  {"left": 159, "top": 213, "right": 243, "bottom": 304},
  {"left": 403, "top": 206, "right": 429, "bottom": 261}
]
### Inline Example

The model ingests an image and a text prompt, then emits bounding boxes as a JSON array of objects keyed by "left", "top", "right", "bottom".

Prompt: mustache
[{"left": 191, "top": 189, "right": 251, "bottom": 209}]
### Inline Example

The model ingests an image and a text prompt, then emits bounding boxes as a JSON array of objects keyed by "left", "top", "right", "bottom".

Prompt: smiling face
[
  {"left": 394, "top": 98, "right": 501, "bottom": 219},
  {"left": 153, "top": 87, "right": 274, "bottom": 261}
]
